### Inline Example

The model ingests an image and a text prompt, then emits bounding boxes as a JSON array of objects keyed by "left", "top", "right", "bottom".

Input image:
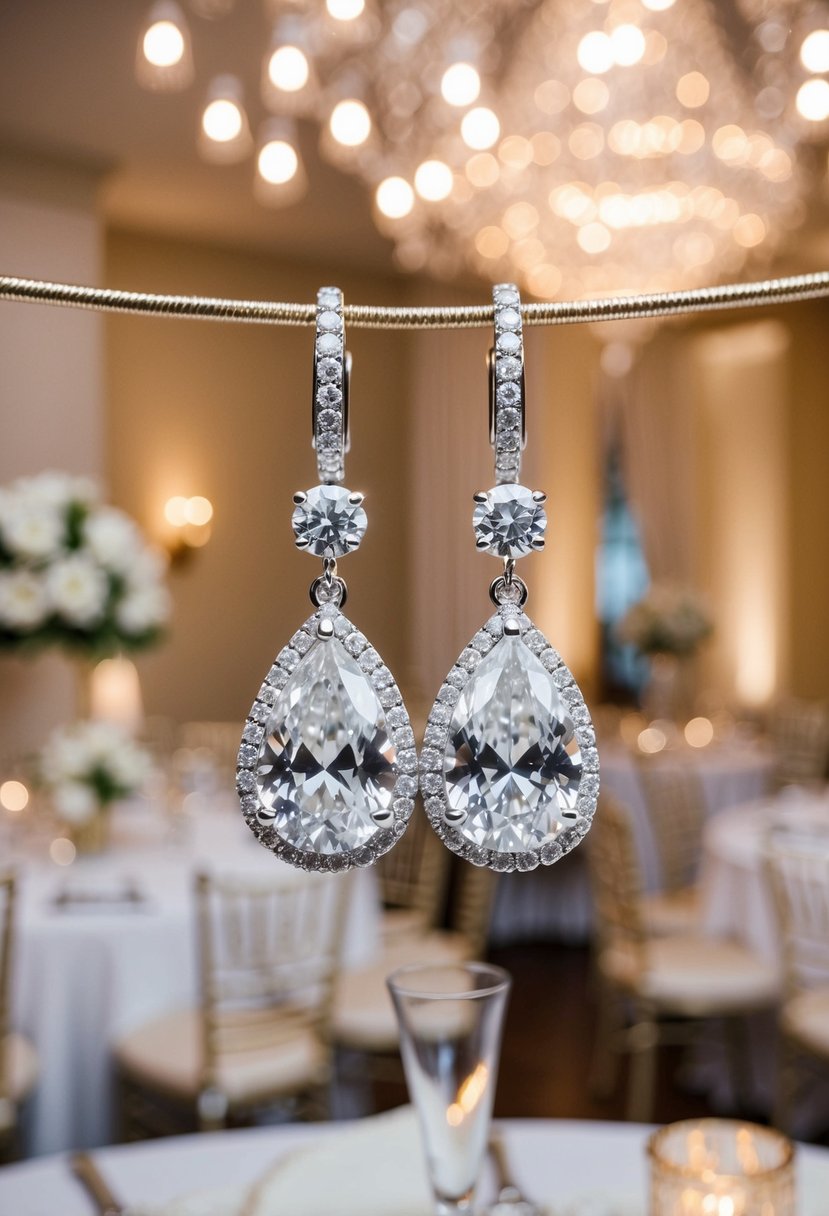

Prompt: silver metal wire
[{"left": 2, "top": 270, "right": 829, "bottom": 329}]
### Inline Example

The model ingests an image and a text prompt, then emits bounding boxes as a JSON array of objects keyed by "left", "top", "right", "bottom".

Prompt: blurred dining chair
[
  {"left": 375, "top": 804, "right": 452, "bottom": 945},
  {"left": 586, "top": 795, "right": 779, "bottom": 1122},
  {"left": 766, "top": 838, "right": 829, "bottom": 1132},
  {"left": 115, "top": 869, "right": 351, "bottom": 1137},
  {"left": 769, "top": 698, "right": 829, "bottom": 790},
  {"left": 0, "top": 871, "right": 39, "bottom": 1162},
  {"left": 635, "top": 756, "right": 706, "bottom": 937},
  {"left": 331, "top": 856, "right": 496, "bottom": 1086}
]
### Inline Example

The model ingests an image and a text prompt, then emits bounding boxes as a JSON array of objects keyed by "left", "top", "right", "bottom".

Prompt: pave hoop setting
[
  {"left": 421, "top": 283, "right": 599, "bottom": 872},
  {"left": 237, "top": 287, "right": 415, "bottom": 872}
]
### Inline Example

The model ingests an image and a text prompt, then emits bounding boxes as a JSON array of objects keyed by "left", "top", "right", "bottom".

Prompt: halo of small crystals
[
  {"left": 314, "top": 286, "right": 347, "bottom": 485},
  {"left": 492, "top": 283, "right": 525, "bottom": 486},
  {"left": 237, "top": 603, "right": 415, "bottom": 873},
  {"left": 420, "top": 602, "right": 599, "bottom": 873}
]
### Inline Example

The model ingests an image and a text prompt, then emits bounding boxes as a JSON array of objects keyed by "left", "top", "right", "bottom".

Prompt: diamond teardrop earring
[
  {"left": 237, "top": 287, "right": 416, "bottom": 871},
  {"left": 420, "top": 284, "right": 600, "bottom": 873}
]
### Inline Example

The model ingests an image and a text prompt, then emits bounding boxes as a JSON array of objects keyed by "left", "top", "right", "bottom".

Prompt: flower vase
[
  {"left": 71, "top": 804, "right": 112, "bottom": 854},
  {"left": 644, "top": 653, "right": 692, "bottom": 723}
]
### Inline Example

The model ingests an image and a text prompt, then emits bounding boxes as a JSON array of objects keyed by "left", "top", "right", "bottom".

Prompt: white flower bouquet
[
  {"left": 39, "top": 719, "right": 152, "bottom": 826},
  {"left": 0, "top": 471, "right": 170, "bottom": 654},
  {"left": 617, "top": 583, "right": 713, "bottom": 658}
]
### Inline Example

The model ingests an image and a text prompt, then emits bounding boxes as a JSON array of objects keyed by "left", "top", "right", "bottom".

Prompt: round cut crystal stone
[
  {"left": 443, "top": 634, "right": 582, "bottom": 853},
  {"left": 292, "top": 485, "right": 367, "bottom": 557},
  {"left": 473, "top": 484, "right": 547, "bottom": 557},
  {"left": 256, "top": 638, "right": 397, "bottom": 855}
]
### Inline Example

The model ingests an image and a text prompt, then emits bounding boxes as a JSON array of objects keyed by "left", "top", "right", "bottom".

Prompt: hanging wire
[{"left": 2, "top": 269, "right": 829, "bottom": 329}]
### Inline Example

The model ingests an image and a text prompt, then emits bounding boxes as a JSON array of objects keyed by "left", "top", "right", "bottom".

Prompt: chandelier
[{"left": 135, "top": 0, "right": 829, "bottom": 297}]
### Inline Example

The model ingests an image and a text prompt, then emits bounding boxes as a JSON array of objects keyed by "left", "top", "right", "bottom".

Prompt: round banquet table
[
  {"left": 491, "top": 739, "right": 774, "bottom": 945},
  {"left": 1, "top": 1117, "right": 827, "bottom": 1216},
  {"left": 702, "top": 785, "right": 829, "bottom": 965},
  {"left": 9, "top": 802, "right": 380, "bottom": 1158}
]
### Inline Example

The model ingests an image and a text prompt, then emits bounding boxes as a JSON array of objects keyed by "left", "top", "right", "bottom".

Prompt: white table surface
[
  {"left": 702, "top": 786, "right": 829, "bottom": 964},
  {"left": 1, "top": 1118, "right": 827, "bottom": 1216},
  {"left": 492, "top": 741, "right": 774, "bottom": 945},
  {"left": 10, "top": 802, "right": 380, "bottom": 1157}
]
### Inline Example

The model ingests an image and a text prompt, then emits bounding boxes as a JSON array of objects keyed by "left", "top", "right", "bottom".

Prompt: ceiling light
[
  {"left": 258, "top": 139, "right": 299, "bottom": 183},
  {"left": 414, "top": 159, "right": 454, "bottom": 201},
  {"left": 797, "top": 77, "right": 829, "bottom": 121},
  {"left": 267, "top": 45, "right": 309, "bottom": 92},
  {"left": 326, "top": 0, "right": 365, "bottom": 19},
  {"left": 461, "top": 107, "right": 500, "bottom": 149},
  {"left": 800, "top": 29, "right": 829, "bottom": 74},
  {"left": 136, "top": 1, "right": 193, "bottom": 90},
  {"left": 610, "top": 24, "right": 646, "bottom": 67},
  {"left": 375, "top": 176, "right": 415, "bottom": 218},
  {"left": 198, "top": 76, "right": 251, "bottom": 162},
  {"left": 441, "top": 62, "right": 481, "bottom": 106},
  {"left": 330, "top": 99, "right": 372, "bottom": 146},
  {"left": 577, "top": 32, "right": 614, "bottom": 75}
]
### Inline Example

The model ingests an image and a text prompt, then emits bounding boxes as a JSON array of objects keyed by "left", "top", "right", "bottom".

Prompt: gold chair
[
  {"left": 115, "top": 869, "right": 350, "bottom": 1137},
  {"left": 332, "top": 856, "right": 496, "bottom": 1070},
  {"left": 767, "top": 837, "right": 829, "bottom": 1132},
  {"left": 769, "top": 698, "right": 829, "bottom": 790},
  {"left": 587, "top": 795, "right": 779, "bottom": 1122},
  {"left": 0, "top": 871, "right": 39, "bottom": 1162},
  {"left": 635, "top": 756, "right": 706, "bottom": 936},
  {"left": 375, "top": 803, "right": 452, "bottom": 945}
]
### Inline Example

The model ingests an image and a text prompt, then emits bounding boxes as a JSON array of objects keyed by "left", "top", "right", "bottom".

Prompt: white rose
[
  {"left": 116, "top": 584, "right": 171, "bottom": 634},
  {"left": 1, "top": 502, "right": 65, "bottom": 560},
  {"left": 20, "top": 471, "right": 96, "bottom": 510},
  {"left": 84, "top": 507, "right": 141, "bottom": 575},
  {"left": 0, "top": 569, "right": 49, "bottom": 631},
  {"left": 107, "top": 744, "right": 151, "bottom": 791},
  {"left": 46, "top": 553, "right": 109, "bottom": 627},
  {"left": 53, "top": 781, "right": 98, "bottom": 825},
  {"left": 42, "top": 730, "right": 94, "bottom": 783}
]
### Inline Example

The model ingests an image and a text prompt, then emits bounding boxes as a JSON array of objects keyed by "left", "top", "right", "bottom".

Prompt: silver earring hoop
[
  {"left": 421, "top": 283, "right": 600, "bottom": 874},
  {"left": 237, "top": 287, "right": 416, "bottom": 873}
]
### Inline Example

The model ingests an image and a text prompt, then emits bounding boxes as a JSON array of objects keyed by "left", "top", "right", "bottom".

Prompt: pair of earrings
[{"left": 237, "top": 285, "right": 599, "bottom": 876}]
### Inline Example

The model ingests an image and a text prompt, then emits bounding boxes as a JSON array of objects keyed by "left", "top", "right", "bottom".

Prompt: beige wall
[
  {"left": 105, "top": 229, "right": 412, "bottom": 724},
  {"left": 0, "top": 152, "right": 105, "bottom": 755}
]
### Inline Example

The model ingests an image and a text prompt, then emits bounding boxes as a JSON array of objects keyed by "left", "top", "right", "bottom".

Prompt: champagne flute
[{"left": 388, "top": 961, "right": 511, "bottom": 1216}]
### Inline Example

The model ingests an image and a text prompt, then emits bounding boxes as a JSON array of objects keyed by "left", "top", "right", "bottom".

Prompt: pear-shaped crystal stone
[
  {"left": 256, "top": 638, "right": 397, "bottom": 855},
  {"left": 444, "top": 634, "right": 582, "bottom": 852}
]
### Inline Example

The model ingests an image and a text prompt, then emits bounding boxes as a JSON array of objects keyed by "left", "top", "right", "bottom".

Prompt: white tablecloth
[
  {"left": 1, "top": 1117, "right": 827, "bottom": 1216},
  {"left": 492, "top": 741, "right": 773, "bottom": 944},
  {"left": 702, "top": 786, "right": 829, "bottom": 965},
  {"left": 10, "top": 803, "right": 380, "bottom": 1157}
]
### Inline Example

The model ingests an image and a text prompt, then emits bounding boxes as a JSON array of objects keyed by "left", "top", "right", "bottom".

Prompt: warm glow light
[
  {"left": 91, "top": 657, "right": 144, "bottom": 734},
  {"left": 677, "top": 71, "right": 710, "bottom": 108},
  {"left": 800, "top": 29, "right": 829, "bottom": 74},
  {"left": 685, "top": 717, "right": 714, "bottom": 748},
  {"left": 202, "top": 98, "right": 243, "bottom": 142},
  {"left": 164, "top": 496, "right": 189, "bottom": 527},
  {"left": 573, "top": 77, "right": 610, "bottom": 114},
  {"left": 461, "top": 106, "right": 500, "bottom": 150},
  {"left": 441, "top": 62, "right": 481, "bottom": 106},
  {"left": 376, "top": 176, "right": 415, "bottom": 218},
  {"left": 610, "top": 24, "right": 646, "bottom": 67},
  {"left": 267, "top": 45, "right": 309, "bottom": 92},
  {"left": 465, "top": 153, "right": 499, "bottom": 187},
  {"left": 186, "top": 496, "right": 214, "bottom": 526},
  {"left": 733, "top": 212, "right": 766, "bottom": 248},
  {"left": 326, "top": 0, "right": 365, "bottom": 19},
  {"left": 0, "top": 780, "right": 28, "bottom": 812},
  {"left": 638, "top": 726, "right": 667, "bottom": 754},
  {"left": 577, "top": 31, "right": 614, "bottom": 74},
  {"left": 258, "top": 139, "right": 299, "bottom": 183},
  {"left": 50, "top": 837, "right": 77, "bottom": 866},
  {"left": 577, "top": 222, "right": 612, "bottom": 253},
  {"left": 641, "top": 0, "right": 676, "bottom": 9},
  {"left": 446, "top": 1062, "right": 489, "bottom": 1126},
  {"left": 415, "top": 159, "right": 453, "bottom": 201},
  {"left": 143, "top": 20, "right": 185, "bottom": 67},
  {"left": 475, "top": 226, "right": 509, "bottom": 258},
  {"left": 330, "top": 99, "right": 371, "bottom": 146},
  {"left": 797, "top": 77, "right": 829, "bottom": 121}
]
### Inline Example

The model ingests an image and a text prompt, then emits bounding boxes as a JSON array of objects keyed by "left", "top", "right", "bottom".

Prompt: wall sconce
[{"left": 163, "top": 495, "right": 214, "bottom": 563}]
